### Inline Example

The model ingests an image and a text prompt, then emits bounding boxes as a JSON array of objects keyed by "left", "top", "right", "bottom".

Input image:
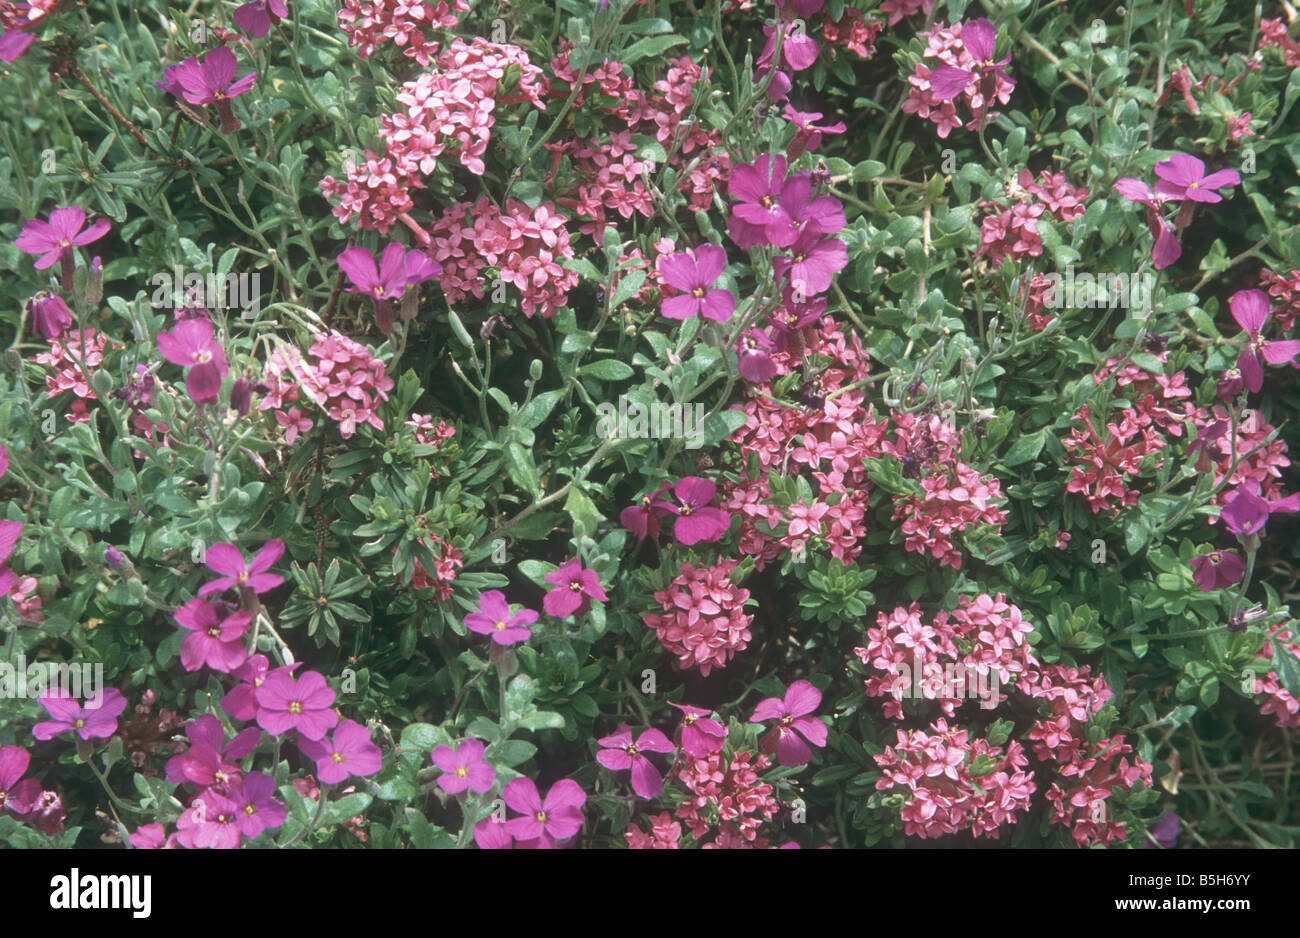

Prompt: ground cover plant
[{"left": 1, "top": 0, "right": 1299, "bottom": 849}]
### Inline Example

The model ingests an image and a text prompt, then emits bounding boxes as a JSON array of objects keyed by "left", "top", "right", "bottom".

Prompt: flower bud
[
  {"left": 26, "top": 292, "right": 72, "bottom": 340},
  {"left": 90, "top": 369, "right": 113, "bottom": 398}
]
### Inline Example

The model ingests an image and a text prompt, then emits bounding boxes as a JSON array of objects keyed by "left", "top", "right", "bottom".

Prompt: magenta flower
[
  {"left": 756, "top": 22, "right": 820, "bottom": 73},
  {"left": 669, "top": 702, "right": 727, "bottom": 757},
  {"left": 750, "top": 679, "right": 828, "bottom": 766},
  {"left": 200, "top": 539, "right": 285, "bottom": 596},
  {"left": 173, "top": 598, "right": 251, "bottom": 673},
  {"left": 783, "top": 105, "right": 846, "bottom": 160},
  {"left": 464, "top": 590, "right": 537, "bottom": 645},
  {"left": 1113, "top": 178, "right": 1182, "bottom": 269},
  {"left": 1153, "top": 153, "right": 1241, "bottom": 203},
  {"left": 660, "top": 476, "right": 732, "bottom": 546},
  {"left": 223, "top": 656, "right": 300, "bottom": 722},
  {"left": 32, "top": 687, "right": 127, "bottom": 741},
  {"left": 596, "top": 724, "right": 675, "bottom": 799},
  {"left": 0, "top": 515, "right": 22, "bottom": 596},
  {"left": 542, "top": 558, "right": 608, "bottom": 618},
  {"left": 180, "top": 791, "right": 243, "bottom": 849},
  {"left": 254, "top": 669, "right": 339, "bottom": 740},
  {"left": 26, "top": 292, "right": 72, "bottom": 341},
  {"left": 929, "top": 19, "right": 1013, "bottom": 103},
  {"left": 129, "top": 823, "right": 175, "bottom": 849},
  {"left": 1229, "top": 288, "right": 1300, "bottom": 393},
  {"left": 1190, "top": 550, "right": 1246, "bottom": 592},
  {"left": 729, "top": 155, "right": 803, "bottom": 248},
  {"left": 232, "top": 0, "right": 289, "bottom": 38},
  {"left": 737, "top": 328, "right": 778, "bottom": 383},
  {"left": 0, "top": 30, "right": 37, "bottom": 63},
  {"left": 337, "top": 243, "right": 441, "bottom": 335},
  {"left": 772, "top": 230, "right": 848, "bottom": 297},
  {"left": 657, "top": 245, "right": 735, "bottom": 322},
  {"left": 165, "top": 46, "right": 257, "bottom": 133},
  {"left": 619, "top": 482, "right": 674, "bottom": 541},
  {"left": 164, "top": 714, "right": 260, "bottom": 786},
  {"left": 1220, "top": 483, "right": 1300, "bottom": 538},
  {"left": 473, "top": 813, "right": 514, "bottom": 849},
  {"left": 0, "top": 746, "right": 41, "bottom": 817},
  {"left": 226, "top": 772, "right": 286, "bottom": 839},
  {"left": 157, "top": 319, "right": 229, "bottom": 403},
  {"left": 431, "top": 739, "right": 495, "bottom": 794},
  {"left": 502, "top": 777, "right": 587, "bottom": 846},
  {"left": 14, "top": 206, "right": 110, "bottom": 292},
  {"left": 299, "top": 719, "right": 383, "bottom": 783}
]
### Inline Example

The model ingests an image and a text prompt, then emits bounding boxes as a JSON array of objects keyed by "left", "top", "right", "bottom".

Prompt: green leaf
[
  {"left": 579, "top": 360, "right": 635, "bottom": 381},
  {"left": 621, "top": 35, "right": 687, "bottom": 63},
  {"left": 1003, "top": 428, "right": 1047, "bottom": 467}
]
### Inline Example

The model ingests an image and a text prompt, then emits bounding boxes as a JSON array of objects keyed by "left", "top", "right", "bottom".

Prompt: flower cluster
[
  {"left": 642, "top": 559, "right": 753, "bottom": 676},
  {"left": 32, "top": 327, "right": 111, "bottom": 424},
  {"left": 671, "top": 749, "right": 781, "bottom": 847},
  {"left": 261, "top": 332, "right": 394, "bottom": 440},
  {"left": 856, "top": 594, "right": 1036, "bottom": 720},
  {"left": 874, "top": 719, "right": 1036, "bottom": 839},
  {"left": 885, "top": 412, "right": 1008, "bottom": 569},
  {"left": 336, "top": 0, "right": 467, "bottom": 65},
  {"left": 904, "top": 19, "right": 1015, "bottom": 138}
]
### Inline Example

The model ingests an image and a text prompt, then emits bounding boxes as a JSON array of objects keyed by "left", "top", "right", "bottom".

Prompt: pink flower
[
  {"left": 929, "top": 18, "right": 1013, "bottom": 102},
  {"left": 619, "top": 482, "right": 674, "bottom": 541},
  {"left": 644, "top": 560, "right": 753, "bottom": 676},
  {"left": 299, "top": 719, "right": 383, "bottom": 783},
  {"left": 222, "top": 654, "right": 301, "bottom": 721},
  {"left": 0, "top": 746, "right": 41, "bottom": 817},
  {"left": 1230, "top": 288, "right": 1300, "bottom": 393},
  {"left": 596, "top": 724, "right": 675, "bottom": 798},
  {"left": 337, "top": 243, "right": 441, "bottom": 334},
  {"left": 129, "top": 823, "right": 176, "bottom": 849},
  {"left": 1220, "top": 484, "right": 1300, "bottom": 537},
  {"left": 32, "top": 687, "right": 127, "bottom": 741},
  {"left": 772, "top": 230, "right": 848, "bottom": 297},
  {"left": 173, "top": 598, "right": 252, "bottom": 673},
  {"left": 254, "top": 669, "right": 339, "bottom": 740},
  {"left": 14, "top": 206, "right": 110, "bottom": 291},
  {"left": 473, "top": 812, "right": 514, "bottom": 849},
  {"left": 164, "top": 714, "right": 260, "bottom": 786},
  {"left": 177, "top": 791, "right": 243, "bottom": 849},
  {"left": 164, "top": 46, "right": 257, "bottom": 133},
  {"left": 750, "top": 680, "right": 828, "bottom": 766},
  {"left": 431, "top": 739, "right": 495, "bottom": 794},
  {"left": 232, "top": 0, "right": 289, "bottom": 38},
  {"left": 1190, "top": 550, "right": 1246, "bottom": 591},
  {"left": 657, "top": 244, "right": 735, "bottom": 322},
  {"left": 157, "top": 319, "right": 229, "bottom": 402},
  {"left": 660, "top": 476, "right": 731, "bottom": 546},
  {"left": 669, "top": 702, "right": 728, "bottom": 758},
  {"left": 542, "top": 558, "right": 608, "bottom": 618},
  {"left": 502, "top": 777, "right": 587, "bottom": 846},
  {"left": 226, "top": 772, "right": 287, "bottom": 838},
  {"left": 1113, "top": 178, "right": 1182, "bottom": 270},
  {"left": 729, "top": 155, "right": 802, "bottom": 247},
  {"left": 1153, "top": 153, "right": 1241, "bottom": 203},
  {"left": 199, "top": 539, "right": 285, "bottom": 596},
  {"left": 737, "top": 328, "right": 777, "bottom": 383},
  {"left": 26, "top": 292, "right": 73, "bottom": 341},
  {"left": 463, "top": 590, "right": 537, "bottom": 645}
]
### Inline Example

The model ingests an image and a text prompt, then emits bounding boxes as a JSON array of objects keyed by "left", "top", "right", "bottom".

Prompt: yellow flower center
[{"left": 288, "top": 701, "right": 303, "bottom": 715}]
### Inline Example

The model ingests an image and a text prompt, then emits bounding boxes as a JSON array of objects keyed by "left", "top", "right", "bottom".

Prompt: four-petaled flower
[
  {"left": 157, "top": 319, "right": 230, "bottom": 403},
  {"left": 200, "top": 539, "right": 286, "bottom": 596},
  {"left": 657, "top": 245, "right": 735, "bottom": 322},
  {"left": 299, "top": 719, "right": 383, "bottom": 783},
  {"left": 233, "top": 0, "right": 289, "bottom": 38},
  {"left": 750, "top": 680, "right": 828, "bottom": 766},
  {"left": 164, "top": 46, "right": 257, "bottom": 133},
  {"left": 463, "top": 590, "right": 537, "bottom": 646},
  {"left": 1189, "top": 550, "right": 1246, "bottom": 592},
  {"left": 1229, "top": 288, "right": 1300, "bottom": 393},
  {"left": 254, "top": 669, "right": 339, "bottom": 740},
  {"left": 660, "top": 476, "right": 732, "bottom": 546},
  {"left": 431, "top": 739, "right": 495, "bottom": 794},
  {"left": 1153, "top": 153, "right": 1241, "bottom": 203},
  {"left": 14, "top": 206, "right": 110, "bottom": 292},
  {"left": 596, "top": 724, "right": 675, "bottom": 799},
  {"left": 33, "top": 687, "right": 127, "bottom": 741},
  {"left": 502, "top": 777, "right": 587, "bottom": 847},
  {"left": 542, "top": 558, "right": 608, "bottom": 618},
  {"left": 929, "top": 19, "right": 1013, "bottom": 105},
  {"left": 173, "top": 597, "right": 252, "bottom": 673}
]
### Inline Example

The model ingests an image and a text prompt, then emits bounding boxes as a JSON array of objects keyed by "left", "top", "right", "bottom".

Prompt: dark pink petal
[
  {"left": 629, "top": 758, "right": 663, "bottom": 799},
  {"left": 750, "top": 696, "right": 786, "bottom": 723},
  {"left": 929, "top": 66, "right": 975, "bottom": 101},
  {"left": 503, "top": 777, "right": 543, "bottom": 815},
  {"left": 1230, "top": 289, "right": 1271, "bottom": 334}
]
